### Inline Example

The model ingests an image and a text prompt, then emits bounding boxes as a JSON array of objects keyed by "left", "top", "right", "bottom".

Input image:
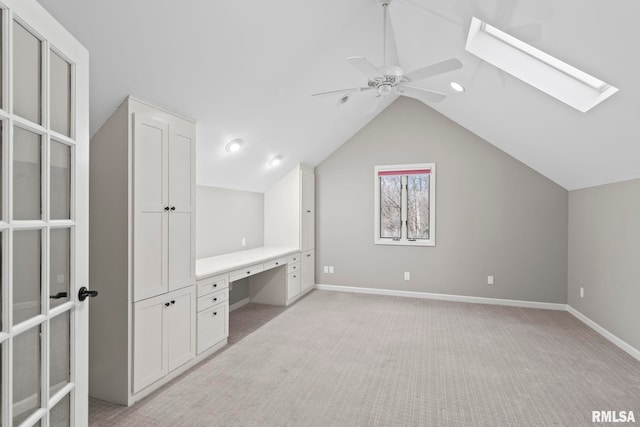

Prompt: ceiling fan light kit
[
  {"left": 465, "top": 17, "right": 618, "bottom": 112},
  {"left": 312, "top": 0, "right": 463, "bottom": 107}
]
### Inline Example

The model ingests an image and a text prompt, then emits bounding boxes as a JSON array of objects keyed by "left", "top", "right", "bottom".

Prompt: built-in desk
[{"left": 194, "top": 247, "right": 310, "bottom": 355}]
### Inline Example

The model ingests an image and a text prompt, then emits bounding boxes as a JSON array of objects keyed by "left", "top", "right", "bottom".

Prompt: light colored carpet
[{"left": 90, "top": 290, "right": 640, "bottom": 426}]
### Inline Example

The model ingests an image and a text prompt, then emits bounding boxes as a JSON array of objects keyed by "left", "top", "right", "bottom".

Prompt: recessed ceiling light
[
  {"left": 465, "top": 17, "right": 618, "bottom": 112},
  {"left": 450, "top": 82, "right": 465, "bottom": 93},
  {"left": 269, "top": 155, "right": 283, "bottom": 167},
  {"left": 225, "top": 139, "right": 242, "bottom": 152}
]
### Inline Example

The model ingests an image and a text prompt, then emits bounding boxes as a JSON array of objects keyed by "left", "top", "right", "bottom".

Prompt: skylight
[{"left": 465, "top": 17, "right": 618, "bottom": 112}]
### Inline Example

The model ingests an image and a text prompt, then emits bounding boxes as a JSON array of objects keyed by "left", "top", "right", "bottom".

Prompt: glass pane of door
[
  {"left": 50, "top": 141, "right": 71, "bottom": 220},
  {"left": 13, "top": 20, "right": 42, "bottom": 124},
  {"left": 50, "top": 51, "right": 72, "bottom": 137},
  {"left": 13, "top": 229, "right": 42, "bottom": 325},
  {"left": 13, "top": 126, "right": 42, "bottom": 220},
  {"left": 50, "top": 393, "right": 70, "bottom": 427},
  {"left": 50, "top": 228, "right": 70, "bottom": 307},
  {"left": 50, "top": 311, "right": 70, "bottom": 395},
  {"left": 12, "top": 325, "right": 42, "bottom": 426}
]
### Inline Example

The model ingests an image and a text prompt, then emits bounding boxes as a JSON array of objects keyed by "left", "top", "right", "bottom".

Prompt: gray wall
[
  {"left": 196, "top": 185, "right": 264, "bottom": 258},
  {"left": 196, "top": 185, "right": 263, "bottom": 305},
  {"left": 568, "top": 178, "right": 640, "bottom": 350},
  {"left": 315, "top": 97, "right": 568, "bottom": 303}
]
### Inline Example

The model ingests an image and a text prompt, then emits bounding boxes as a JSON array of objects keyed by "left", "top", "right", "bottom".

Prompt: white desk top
[{"left": 196, "top": 246, "right": 300, "bottom": 280}]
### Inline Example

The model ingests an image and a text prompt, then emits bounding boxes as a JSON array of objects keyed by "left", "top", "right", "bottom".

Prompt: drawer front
[
  {"left": 197, "top": 276, "right": 228, "bottom": 297},
  {"left": 197, "top": 302, "right": 229, "bottom": 354},
  {"left": 287, "top": 253, "right": 301, "bottom": 265},
  {"left": 197, "top": 288, "right": 229, "bottom": 312},
  {"left": 229, "top": 263, "right": 264, "bottom": 282},
  {"left": 287, "top": 262, "right": 300, "bottom": 274},
  {"left": 287, "top": 271, "right": 301, "bottom": 300},
  {"left": 263, "top": 257, "right": 287, "bottom": 271}
]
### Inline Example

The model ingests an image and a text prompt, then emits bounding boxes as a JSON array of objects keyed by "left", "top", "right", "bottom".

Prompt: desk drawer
[
  {"left": 197, "top": 289, "right": 228, "bottom": 312},
  {"left": 287, "top": 253, "right": 301, "bottom": 265},
  {"left": 229, "top": 263, "right": 264, "bottom": 282},
  {"left": 197, "top": 276, "right": 228, "bottom": 297},
  {"left": 287, "top": 262, "right": 300, "bottom": 274},
  {"left": 197, "top": 301, "right": 228, "bottom": 354},
  {"left": 264, "top": 257, "right": 287, "bottom": 271}
]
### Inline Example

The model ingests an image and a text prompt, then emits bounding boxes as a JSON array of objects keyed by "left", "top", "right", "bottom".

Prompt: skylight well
[{"left": 465, "top": 17, "right": 618, "bottom": 112}]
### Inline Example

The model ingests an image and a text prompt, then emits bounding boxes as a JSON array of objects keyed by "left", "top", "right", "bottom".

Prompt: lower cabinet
[
  {"left": 196, "top": 274, "right": 230, "bottom": 354},
  {"left": 133, "top": 286, "right": 195, "bottom": 394},
  {"left": 301, "top": 249, "right": 314, "bottom": 293},
  {"left": 197, "top": 302, "right": 229, "bottom": 354}
]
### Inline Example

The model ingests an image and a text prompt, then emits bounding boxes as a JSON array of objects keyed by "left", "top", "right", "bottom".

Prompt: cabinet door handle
[
  {"left": 293, "top": 275, "right": 297, "bottom": 279},
  {"left": 170, "top": 206, "right": 176, "bottom": 211},
  {"left": 164, "top": 302, "right": 170, "bottom": 307},
  {"left": 213, "top": 284, "right": 217, "bottom": 288},
  {"left": 306, "top": 254, "right": 311, "bottom": 257},
  {"left": 275, "top": 262, "right": 279, "bottom": 265},
  {"left": 306, "top": 210, "right": 311, "bottom": 213},
  {"left": 212, "top": 297, "right": 217, "bottom": 302},
  {"left": 213, "top": 312, "right": 217, "bottom": 316},
  {"left": 246, "top": 271, "right": 250, "bottom": 274},
  {"left": 171, "top": 300, "right": 175, "bottom": 305},
  {"left": 164, "top": 206, "right": 170, "bottom": 211}
]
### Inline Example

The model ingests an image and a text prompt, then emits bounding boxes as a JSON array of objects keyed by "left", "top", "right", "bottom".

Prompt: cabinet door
[
  {"left": 133, "top": 114, "right": 169, "bottom": 301},
  {"left": 168, "top": 125, "right": 195, "bottom": 290},
  {"left": 197, "top": 302, "right": 229, "bottom": 354},
  {"left": 301, "top": 249, "right": 315, "bottom": 293},
  {"left": 301, "top": 170, "right": 315, "bottom": 251},
  {"left": 165, "top": 287, "right": 196, "bottom": 372},
  {"left": 133, "top": 296, "right": 168, "bottom": 393},
  {"left": 287, "top": 271, "right": 301, "bottom": 301}
]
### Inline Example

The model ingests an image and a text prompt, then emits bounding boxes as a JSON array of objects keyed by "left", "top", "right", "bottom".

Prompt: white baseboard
[
  {"left": 567, "top": 306, "right": 640, "bottom": 362},
  {"left": 314, "top": 284, "right": 567, "bottom": 310},
  {"left": 229, "top": 297, "right": 251, "bottom": 312}
]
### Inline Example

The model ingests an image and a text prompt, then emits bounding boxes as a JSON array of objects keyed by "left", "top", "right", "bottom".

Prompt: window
[{"left": 374, "top": 163, "right": 436, "bottom": 246}]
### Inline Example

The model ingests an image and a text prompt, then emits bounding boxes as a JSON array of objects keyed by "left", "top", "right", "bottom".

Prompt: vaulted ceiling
[{"left": 37, "top": 0, "right": 640, "bottom": 192}]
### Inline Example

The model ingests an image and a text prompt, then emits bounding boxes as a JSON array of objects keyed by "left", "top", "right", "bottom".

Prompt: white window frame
[{"left": 374, "top": 163, "right": 436, "bottom": 247}]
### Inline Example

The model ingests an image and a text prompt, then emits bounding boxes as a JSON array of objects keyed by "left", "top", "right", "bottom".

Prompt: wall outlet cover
[
  {"left": 404, "top": 272, "right": 410, "bottom": 280},
  {"left": 487, "top": 275, "right": 494, "bottom": 285}
]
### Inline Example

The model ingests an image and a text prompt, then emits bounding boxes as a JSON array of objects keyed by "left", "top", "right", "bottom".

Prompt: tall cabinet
[
  {"left": 89, "top": 97, "right": 196, "bottom": 405},
  {"left": 264, "top": 164, "right": 315, "bottom": 303}
]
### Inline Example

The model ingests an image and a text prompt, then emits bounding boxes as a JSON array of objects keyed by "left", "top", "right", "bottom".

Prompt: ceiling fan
[{"left": 312, "top": 0, "right": 463, "bottom": 105}]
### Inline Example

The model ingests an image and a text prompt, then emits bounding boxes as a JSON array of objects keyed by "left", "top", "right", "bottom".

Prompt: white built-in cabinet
[
  {"left": 133, "top": 114, "right": 195, "bottom": 301},
  {"left": 89, "top": 97, "right": 196, "bottom": 406},
  {"left": 133, "top": 286, "right": 195, "bottom": 393},
  {"left": 264, "top": 164, "right": 315, "bottom": 304}
]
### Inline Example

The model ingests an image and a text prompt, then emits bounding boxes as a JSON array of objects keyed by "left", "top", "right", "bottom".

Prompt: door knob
[{"left": 78, "top": 287, "right": 98, "bottom": 301}]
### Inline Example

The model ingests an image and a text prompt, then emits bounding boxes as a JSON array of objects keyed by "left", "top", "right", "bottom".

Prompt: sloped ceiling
[{"left": 37, "top": 0, "right": 640, "bottom": 192}]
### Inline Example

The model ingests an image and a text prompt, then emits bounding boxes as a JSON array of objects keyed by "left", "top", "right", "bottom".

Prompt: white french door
[{"left": 0, "top": 0, "right": 90, "bottom": 426}]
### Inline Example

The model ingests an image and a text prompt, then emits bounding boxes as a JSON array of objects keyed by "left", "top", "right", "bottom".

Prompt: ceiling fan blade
[
  {"left": 398, "top": 85, "right": 447, "bottom": 103},
  {"left": 311, "top": 87, "right": 373, "bottom": 97},
  {"left": 405, "top": 58, "right": 463, "bottom": 83},
  {"left": 347, "top": 57, "right": 383, "bottom": 80}
]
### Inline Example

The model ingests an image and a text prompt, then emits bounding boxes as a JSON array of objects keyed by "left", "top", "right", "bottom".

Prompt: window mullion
[{"left": 401, "top": 175, "right": 407, "bottom": 241}]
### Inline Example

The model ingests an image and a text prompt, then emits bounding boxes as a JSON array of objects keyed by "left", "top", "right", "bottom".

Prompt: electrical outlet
[
  {"left": 404, "top": 272, "right": 410, "bottom": 281},
  {"left": 329, "top": 266, "right": 334, "bottom": 274},
  {"left": 580, "top": 287, "right": 584, "bottom": 298},
  {"left": 323, "top": 266, "right": 329, "bottom": 274},
  {"left": 241, "top": 237, "right": 246, "bottom": 247},
  {"left": 487, "top": 275, "right": 494, "bottom": 285}
]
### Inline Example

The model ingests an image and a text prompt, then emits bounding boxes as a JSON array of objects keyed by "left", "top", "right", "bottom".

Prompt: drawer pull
[
  {"left": 213, "top": 312, "right": 217, "bottom": 316},
  {"left": 164, "top": 302, "right": 170, "bottom": 307},
  {"left": 293, "top": 275, "right": 297, "bottom": 279},
  {"left": 212, "top": 297, "right": 217, "bottom": 302},
  {"left": 275, "top": 262, "right": 279, "bottom": 265},
  {"left": 213, "top": 284, "right": 217, "bottom": 288},
  {"left": 307, "top": 254, "right": 311, "bottom": 257},
  {"left": 247, "top": 271, "right": 251, "bottom": 274}
]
